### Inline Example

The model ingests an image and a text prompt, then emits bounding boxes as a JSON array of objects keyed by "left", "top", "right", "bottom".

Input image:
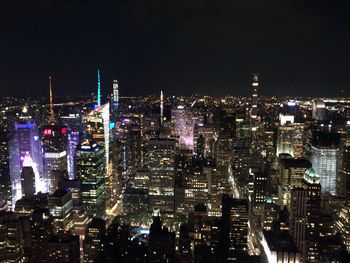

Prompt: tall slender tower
[
  {"left": 49, "top": 75, "right": 55, "bottom": 125},
  {"left": 160, "top": 90, "right": 164, "bottom": 126},
  {"left": 113, "top": 80, "right": 119, "bottom": 105},
  {"left": 250, "top": 73, "right": 259, "bottom": 122},
  {"left": 97, "top": 69, "right": 101, "bottom": 109},
  {"left": 250, "top": 73, "right": 259, "bottom": 152}
]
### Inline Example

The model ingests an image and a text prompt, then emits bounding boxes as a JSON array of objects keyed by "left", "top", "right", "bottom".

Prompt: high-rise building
[
  {"left": 47, "top": 231, "right": 80, "bottom": 263},
  {"left": 0, "top": 131, "right": 11, "bottom": 208},
  {"left": 31, "top": 208, "right": 54, "bottom": 263},
  {"left": 77, "top": 141, "right": 106, "bottom": 217},
  {"left": 335, "top": 202, "right": 350, "bottom": 253},
  {"left": 20, "top": 165, "right": 35, "bottom": 199},
  {"left": 0, "top": 212, "right": 25, "bottom": 263},
  {"left": 310, "top": 131, "right": 340, "bottom": 195},
  {"left": 83, "top": 102, "right": 111, "bottom": 210},
  {"left": 289, "top": 168, "right": 321, "bottom": 263},
  {"left": 147, "top": 138, "right": 177, "bottom": 216},
  {"left": 42, "top": 125, "right": 68, "bottom": 193},
  {"left": 113, "top": 79, "right": 119, "bottom": 105},
  {"left": 48, "top": 189, "right": 73, "bottom": 234},
  {"left": 276, "top": 123, "right": 304, "bottom": 158},
  {"left": 9, "top": 120, "right": 46, "bottom": 206},
  {"left": 83, "top": 218, "right": 106, "bottom": 263},
  {"left": 252, "top": 172, "right": 268, "bottom": 207},
  {"left": 261, "top": 231, "right": 301, "bottom": 263},
  {"left": 184, "top": 167, "right": 209, "bottom": 213},
  {"left": 171, "top": 106, "right": 194, "bottom": 150},
  {"left": 278, "top": 155, "right": 312, "bottom": 208},
  {"left": 250, "top": 73, "right": 259, "bottom": 151},
  {"left": 221, "top": 195, "right": 249, "bottom": 255},
  {"left": 312, "top": 99, "right": 326, "bottom": 121}
]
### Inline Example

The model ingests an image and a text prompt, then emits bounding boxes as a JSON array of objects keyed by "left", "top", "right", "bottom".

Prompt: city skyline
[{"left": 1, "top": 1, "right": 350, "bottom": 263}]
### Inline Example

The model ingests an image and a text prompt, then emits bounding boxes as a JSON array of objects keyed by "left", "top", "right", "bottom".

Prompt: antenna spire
[
  {"left": 49, "top": 75, "right": 55, "bottom": 125},
  {"left": 97, "top": 69, "right": 101, "bottom": 109}
]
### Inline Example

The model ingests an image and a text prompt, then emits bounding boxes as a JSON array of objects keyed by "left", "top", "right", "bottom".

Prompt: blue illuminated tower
[{"left": 97, "top": 69, "right": 101, "bottom": 109}]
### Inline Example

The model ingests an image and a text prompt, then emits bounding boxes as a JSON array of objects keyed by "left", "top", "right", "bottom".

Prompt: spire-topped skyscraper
[
  {"left": 113, "top": 79, "right": 119, "bottom": 105},
  {"left": 250, "top": 73, "right": 259, "bottom": 152},
  {"left": 49, "top": 75, "right": 55, "bottom": 125},
  {"left": 250, "top": 73, "right": 259, "bottom": 122},
  {"left": 160, "top": 90, "right": 164, "bottom": 126},
  {"left": 97, "top": 69, "right": 101, "bottom": 109}
]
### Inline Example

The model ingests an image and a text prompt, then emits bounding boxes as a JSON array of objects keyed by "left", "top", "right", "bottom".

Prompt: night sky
[{"left": 0, "top": 0, "right": 349, "bottom": 97}]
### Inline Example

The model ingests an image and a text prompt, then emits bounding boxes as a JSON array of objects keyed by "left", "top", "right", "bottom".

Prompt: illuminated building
[
  {"left": 310, "top": 131, "right": 340, "bottom": 195},
  {"left": 312, "top": 99, "right": 326, "bottom": 121},
  {"left": 0, "top": 131, "right": 11, "bottom": 207},
  {"left": 250, "top": 73, "right": 259, "bottom": 151},
  {"left": 147, "top": 138, "right": 177, "bottom": 216},
  {"left": 276, "top": 123, "right": 304, "bottom": 158},
  {"left": 9, "top": 120, "right": 46, "bottom": 207},
  {"left": 193, "top": 122, "right": 215, "bottom": 157},
  {"left": 59, "top": 179, "right": 81, "bottom": 211},
  {"left": 83, "top": 102, "right": 111, "bottom": 210},
  {"left": 260, "top": 231, "right": 300, "bottom": 263},
  {"left": 278, "top": 155, "right": 311, "bottom": 208},
  {"left": 48, "top": 189, "right": 73, "bottom": 234},
  {"left": 250, "top": 73, "right": 259, "bottom": 122},
  {"left": 0, "top": 212, "right": 25, "bottom": 263},
  {"left": 42, "top": 125, "right": 68, "bottom": 193},
  {"left": 184, "top": 167, "right": 209, "bottom": 213},
  {"left": 196, "top": 134, "right": 205, "bottom": 158},
  {"left": 113, "top": 79, "right": 119, "bottom": 105},
  {"left": 171, "top": 105, "right": 194, "bottom": 150},
  {"left": 60, "top": 113, "right": 81, "bottom": 179},
  {"left": 67, "top": 131, "right": 79, "bottom": 180},
  {"left": 252, "top": 172, "right": 268, "bottom": 209},
  {"left": 48, "top": 75, "right": 55, "bottom": 125},
  {"left": 77, "top": 142, "right": 106, "bottom": 217},
  {"left": 221, "top": 195, "right": 249, "bottom": 254},
  {"left": 289, "top": 168, "right": 321, "bottom": 263},
  {"left": 83, "top": 218, "right": 106, "bottom": 263},
  {"left": 191, "top": 203, "right": 210, "bottom": 247},
  {"left": 335, "top": 202, "right": 350, "bottom": 252},
  {"left": 160, "top": 90, "right": 164, "bottom": 126},
  {"left": 47, "top": 231, "right": 80, "bottom": 263}
]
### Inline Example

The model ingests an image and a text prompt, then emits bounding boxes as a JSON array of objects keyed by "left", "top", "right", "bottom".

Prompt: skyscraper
[
  {"left": 160, "top": 90, "right": 164, "bottom": 127},
  {"left": 250, "top": 73, "right": 259, "bottom": 151},
  {"left": 83, "top": 218, "right": 106, "bottom": 262},
  {"left": 221, "top": 195, "right": 249, "bottom": 256},
  {"left": 171, "top": 106, "right": 194, "bottom": 150},
  {"left": 42, "top": 125, "right": 68, "bottom": 193},
  {"left": 9, "top": 119, "right": 46, "bottom": 206},
  {"left": 147, "top": 138, "right": 177, "bottom": 216},
  {"left": 20, "top": 165, "right": 35, "bottom": 199},
  {"left": 289, "top": 168, "right": 321, "bottom": 262},
  {"left": 310, "top": 131, "right": 340, "bottom": 195},
  {"left": 77, "top": 141, "right": 106, "bottom": 217},
  {"left": 113, "top": 79, "right": 119, "bottom": 105},
  {"left": 48, "top": 189, "right": 73, "bottom": 234},
  {"left": 0, "top": 131, "right": 11, "bottom": 207},
  {"left": 312, "top": 99, "right": 326, "bottom": 121}
]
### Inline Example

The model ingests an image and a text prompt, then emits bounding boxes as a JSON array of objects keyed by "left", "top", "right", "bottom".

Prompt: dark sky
[{"left": 0, "top": 0, "right": 349, "bottom": 98}]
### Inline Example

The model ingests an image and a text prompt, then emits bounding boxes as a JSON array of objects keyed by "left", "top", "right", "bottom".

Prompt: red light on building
[
  {"left": 44, "top": 129, "right": 52, "bottom": 136},
  {"left": 61, "top": 127, "right": 67, "bottom": 135}
]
